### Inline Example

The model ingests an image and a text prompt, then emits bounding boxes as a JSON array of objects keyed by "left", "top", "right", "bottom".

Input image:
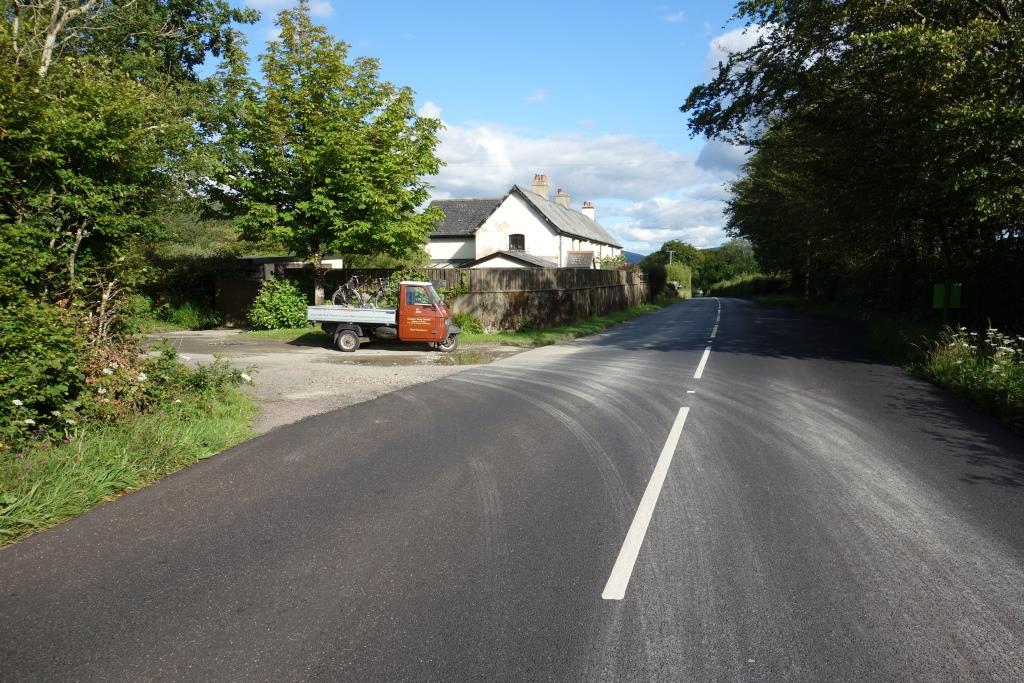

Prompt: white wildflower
[
  {"left": 102, "top": 367, "right": 114, "bottom": 375},
  {"left": 137, "top": 372, "right": 148, "bottom": 382},
  {"left": 240, "top": 373, "right": 252, "bottom": 383},
  {"left": 66, "top": 419, "right": 76, "bottom": 426},
  {"left": 111, "top": 362, "right": 119, "bottom": 369},
  {"left": 97, "top": 387, "right": 107, "bottom": 395},
  {"left": 173, "top": 399, "right": 182, "bottom": 404},
  {"left": 50, "top": 410, "right": 61, "bottom": 417},
  {"left": 23, "top": 418, "right": 35, "bottom": 425},
  {"left": 12, "top": 399, "right": 23, "bottom": 407}
]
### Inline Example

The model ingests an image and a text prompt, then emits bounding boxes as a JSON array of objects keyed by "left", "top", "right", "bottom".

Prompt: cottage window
[{"left": 509, "top": 234, "right": 525, "bottom": 251}]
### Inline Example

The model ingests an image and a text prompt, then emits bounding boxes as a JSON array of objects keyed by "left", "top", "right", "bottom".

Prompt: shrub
[
  {"left": 0, "top": 300, "right": 90, "bottom": 448},
  {"left": 451, "top": 311, "right": 482, "bottom": 334},
  {"left": 708, "top": 272, "right": 789, "bottom": 297},
  {"left": 0, "top": 306, "right": 252, "bottom": 451},
  {"left": 157, "top": 300, "right": 222, "bottom": 330},
  {"left": 665, "top": 263, "right": 693, "bottom": 299},
  {"left": 248, "top": 278, "right": 308, "bottom": 330}
]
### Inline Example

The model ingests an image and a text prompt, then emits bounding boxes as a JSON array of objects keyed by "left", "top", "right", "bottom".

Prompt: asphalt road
[{"left": 2, "top": 298, "right": 1023, "bottom": 681}]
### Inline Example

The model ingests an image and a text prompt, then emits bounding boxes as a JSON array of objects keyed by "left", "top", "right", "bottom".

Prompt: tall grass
[
  {"left": 0, "top": 389, "right": 256, "bottom": 545},
  {"left": 920, "top": 327, "right": 1024, "bottom": 432}
]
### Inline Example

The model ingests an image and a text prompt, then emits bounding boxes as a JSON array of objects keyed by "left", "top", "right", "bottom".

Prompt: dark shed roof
[
  {"left": 428, "top": 198, "right": 503, "bottom": 237},
  {"left": 468, "top": 251, "right": 558, "bottom": 268}
]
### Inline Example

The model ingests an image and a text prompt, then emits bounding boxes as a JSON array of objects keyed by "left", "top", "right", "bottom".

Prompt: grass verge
[
  {"left": 917, "top": 327, "right": 1024, "bottom": 432},
  {"left": 461, "top": 301, "right": 673, "bottom": 348},
  {"left": 239, "top": 326, "right": 321, "bottom": 341},
  {"left": 0, "top": 389, "right": 256, "bottom": 546}
]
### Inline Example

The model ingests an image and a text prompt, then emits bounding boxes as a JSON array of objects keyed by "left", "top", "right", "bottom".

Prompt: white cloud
[
  {"left": 424, "top": 116, "right": 747, "bottom": 253},
  {"left": 525, "top": 89, "right": 549, "bottom": 103},
  {"left": 662, "top": 11, "right": 685, "bottom": 23},
  {"left": 309, "top": 0, "right": 333, "bottom": 17},
  {"left": 614, "top": 194, "right": 732, "bottom": 250},
  {"left": 417, "top": 101, "right": 443, "bottom": 120},
  {"left": 696, "top": 139, "right": 748, "bottom": 176},
  {"left": 703, "top": 24, "right": 769, "bottom": 75}
]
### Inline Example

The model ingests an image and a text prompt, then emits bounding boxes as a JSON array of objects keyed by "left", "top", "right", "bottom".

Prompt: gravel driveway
[{"left": 148, "top": 330, "right": 521, "bottom": 433}]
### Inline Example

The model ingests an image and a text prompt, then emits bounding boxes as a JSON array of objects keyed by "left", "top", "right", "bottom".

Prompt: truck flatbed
[{"left": 306, "top": 305, "right": 396, "bottom": 326}]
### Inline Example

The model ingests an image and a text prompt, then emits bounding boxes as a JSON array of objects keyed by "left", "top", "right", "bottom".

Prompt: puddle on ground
[{"left": 435, "top": 350, "right": 502, "bottom": 366}]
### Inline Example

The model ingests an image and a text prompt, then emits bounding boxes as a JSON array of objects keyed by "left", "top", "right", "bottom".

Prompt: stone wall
[{"left": 449, "top": 269, "right": 648, "bottom": 331}]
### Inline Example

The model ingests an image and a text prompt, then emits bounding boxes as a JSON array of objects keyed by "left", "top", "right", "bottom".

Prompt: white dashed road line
[{"left": 602, "top": 407, "right": 691, "bottom": 600}]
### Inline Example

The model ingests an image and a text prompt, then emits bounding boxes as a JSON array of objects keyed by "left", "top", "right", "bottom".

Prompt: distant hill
[{"left": 623, "top": 251, "right": 645, "bottom": 265}]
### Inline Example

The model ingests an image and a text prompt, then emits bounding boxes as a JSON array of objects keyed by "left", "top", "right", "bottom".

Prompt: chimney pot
[
  {"left": 582, "top": 200, "right": 596, "bottom": 220},
  {"left": 531, "top": 173, "right": 550, "bottom": 199},
  {"left": 555, "top": 187, "right": 571, "bottom": 208}
]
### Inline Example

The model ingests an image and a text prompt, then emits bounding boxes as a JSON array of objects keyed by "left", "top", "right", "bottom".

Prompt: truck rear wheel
[
  {"left": 335, "top": 329, "right": 360, "bottom": 352},
  {"left": 436, "top": 333, "right": 459, "bottom": 353}
]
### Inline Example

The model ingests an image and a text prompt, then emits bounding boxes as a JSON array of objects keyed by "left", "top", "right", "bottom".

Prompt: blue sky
[{"left": 234, "top": 1, "right": 755, "bottom": 253}]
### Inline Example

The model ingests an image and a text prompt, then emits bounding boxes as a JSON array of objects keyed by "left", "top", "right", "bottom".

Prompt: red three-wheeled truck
[{"left": 306, "top": 280, "right": 461, "bottom": 353}]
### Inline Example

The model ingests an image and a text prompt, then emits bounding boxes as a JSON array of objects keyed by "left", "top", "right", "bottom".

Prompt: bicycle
[
  {"left": 331, "top": 275, "right": 370, "bottom": 307},
  {"left": 367, "top": 278, "right": 391, "bottom": 308}
]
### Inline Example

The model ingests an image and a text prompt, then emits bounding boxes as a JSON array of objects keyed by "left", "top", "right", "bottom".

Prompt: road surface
[{"left": 2, "top": 298, "right": 1023, "bottom": 681}]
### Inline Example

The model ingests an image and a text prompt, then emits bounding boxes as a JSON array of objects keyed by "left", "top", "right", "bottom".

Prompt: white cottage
[{"left": 425, "top": 174, "right": 623, "bottom": 268}]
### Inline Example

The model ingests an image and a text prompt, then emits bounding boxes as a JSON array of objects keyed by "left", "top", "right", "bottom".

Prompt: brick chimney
[
  {"left": 581, "top": 200, "right": 595, "bottom": 220},
  {"left": 531, "top": 173, "right": 550, "bottom": 199},
  {"left": 555, "top": 188, "right": 571, "bottom": 208}
]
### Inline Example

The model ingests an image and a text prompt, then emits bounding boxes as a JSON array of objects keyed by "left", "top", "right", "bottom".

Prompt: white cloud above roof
[{"left": 425, "top": 116, "right": 744, "bottom": 253}]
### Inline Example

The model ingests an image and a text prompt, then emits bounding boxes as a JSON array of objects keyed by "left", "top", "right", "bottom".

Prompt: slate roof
[
  {"left": 426, "top": 187, "right": 623, "bottom": 249},
  {"left": 511, "top": 186, "right": 623, "bottom": 248},
  {"left": 428, "top": 198, "right": 503, "bottom": 237},
  {"left": 469, "top": 251, "right": 558, "bottom": 268}
]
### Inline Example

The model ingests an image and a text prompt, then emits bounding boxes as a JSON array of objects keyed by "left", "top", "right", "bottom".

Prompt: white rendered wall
[
  {"left": 475, "top": 195, "right": 560, "bottom": 262},
  {"left": 426, "top": 237, "right": 475, "bottom": 261}
]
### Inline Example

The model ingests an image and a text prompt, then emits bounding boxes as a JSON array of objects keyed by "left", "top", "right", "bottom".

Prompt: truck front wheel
[
  {"left": 335, "top": 329, "right": 360, "bottom": 352},
  {"left": 436, "top": 333, "right": 459, "bottom": 353}
]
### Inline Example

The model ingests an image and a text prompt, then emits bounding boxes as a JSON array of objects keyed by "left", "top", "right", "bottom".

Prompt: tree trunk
[
  {"left": 804, "top": 237, "right": 811, "bottom": 302},
  {"left": 37, "top": 0, "right": 101, "bottom": 78},
  {"left": 67, "top": 223, "right": 85, "bottom": 292},
  {"left": 310, "top": 254, "right": 326, "bottom": 305}
]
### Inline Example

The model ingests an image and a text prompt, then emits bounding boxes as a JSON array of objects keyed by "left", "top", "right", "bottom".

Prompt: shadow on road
[{"left": 885, "top": 381, "right": 1024, "bottom": 489}]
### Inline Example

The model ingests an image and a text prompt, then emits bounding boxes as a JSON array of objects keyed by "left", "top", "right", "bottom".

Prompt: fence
[{"left": 215, "top": 266, "right": 648, "bottom": 330}]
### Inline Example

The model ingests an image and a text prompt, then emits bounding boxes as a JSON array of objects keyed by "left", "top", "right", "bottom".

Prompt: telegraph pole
[{"left": 667, "top": 250, "right": 675, "bottom": 264}]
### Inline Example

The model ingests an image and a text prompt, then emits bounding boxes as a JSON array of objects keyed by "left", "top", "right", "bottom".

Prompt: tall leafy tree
[
  {"left": 211, "top": 1, "right": 443, "bottom": 302},
  {"left": 684, "top": 1, "right": 1024, "bottom": 322},
  {"left": 0, "top": 0, "right": 256, "bottom": 300}
]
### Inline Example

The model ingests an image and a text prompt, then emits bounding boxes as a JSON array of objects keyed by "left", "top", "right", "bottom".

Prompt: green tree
[
  {"left": 0, "top": 0, "right": 256, "bottom": 301},
  {"left": 211, "top": 1, "right": 443, "bottom": 303},
  {"left": 0, "top": 1, "right": 255, "bottom": 438},
  {"left": 683, "top": 1, "right": 1024, "bottom": 322},
  {"left": 698, "top": 238, "right": 759, "bottom": 291}
]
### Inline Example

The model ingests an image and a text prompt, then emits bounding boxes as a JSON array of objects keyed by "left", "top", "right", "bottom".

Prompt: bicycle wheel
[{"left": 331, "top": 286, "right": 351, "bottom": 306}]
